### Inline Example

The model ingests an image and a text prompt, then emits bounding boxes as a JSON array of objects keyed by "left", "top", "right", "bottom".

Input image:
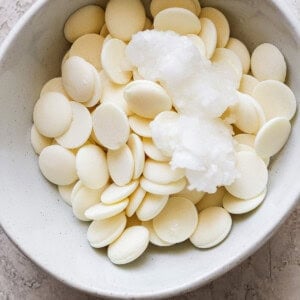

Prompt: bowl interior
[{"left": 0, "top": 0, "right": 299, "bottom": 298}]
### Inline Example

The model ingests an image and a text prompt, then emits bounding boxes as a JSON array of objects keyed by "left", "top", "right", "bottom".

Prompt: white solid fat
[
  {"left": 126, "top": 30, "right": 237, "bottom": 118},
  {"left": 127, "top": 30, "right": 238, "bottom": 193},
  {"left": 174, "top": 116, "right": 237, "bottom": 193},
  {"left": 151, "top": 114, "right": 238, "bottom": 193}
]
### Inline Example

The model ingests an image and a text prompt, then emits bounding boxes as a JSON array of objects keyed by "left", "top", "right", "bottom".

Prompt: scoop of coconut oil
[{"left": 126, "top": 30, "right": 239, "bottom": 193}]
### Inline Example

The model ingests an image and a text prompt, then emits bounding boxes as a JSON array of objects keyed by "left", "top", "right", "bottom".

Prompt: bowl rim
[{"left": 0, "top": 0, "right": 300, "bottom": 299}]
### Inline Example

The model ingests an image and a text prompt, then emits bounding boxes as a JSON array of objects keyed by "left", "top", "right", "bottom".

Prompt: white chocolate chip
[
  {"left": 85, "top": 199, "right": 129, "bottom": 220},
  {"left": 142, "top": 138, "right": 170, "bottom": 162},
  {"left": 251, "top": 43, "right": 287, "bottom": 82},
  {"left": 39, "top": 145, "right": 78, "bottom": 185},
  {"left": 142, "top": 220, "right": 173, "bottom": 247},
  {"left": 153, "top": 197, "right": 198, "bottom": 243},
  {"left": 100, "top": 71, "right": 131, "bottom": 115},
  {"left": 232, "top": 92, "right": 262, "bottom": 134},
  {"left": 30, "top": 125, "right": 53, "bottom": 154},
  {"left": 200, "top": 7, "right": 230, "bottom": 48},
  {"left": 108, "top": 226, "right": 149, "bottom": 264},
  {"left": 107, "top": 145, "right": 134, "bottom": 186},
  {"left": 150, "top": 0, "right": 200, "bottom": 17},
  {"left": 223, "top": 188, "right": 267, "bottom": 214},
  {"left": 143, "top": 159, "right": 185, "bottom": 184},
  {"left": 226, "top": 38, "right": 250, "bottom": 74},
  {"left": 124, "top": 80, "right": 172, "bottom": 119},
  {"left": 190, "top": 207, "right": 232, "bottom": 248},
  {"left": 129, "top": 115, "right": 152, "bottom": 138},
  {"left": 33, "top": 92, "right": 72, "bottom": 138},
  {"left": 101, "top": 38, "right": 132, "bottom": 84},
  {"left": 127, "top": 134, "right": 145, "bottom": 179},
  {"left": 56, "top": 102, "right": 92, "bottom": 149},
  {"left": 84, "top": 69, "right": 103, "bottom": 108},
  {"left": 226, "top": 151, "right": 268, "bottom": 199},
  {"left": 105, "top": 0, "right": 146, "bottom": 42},
  {"left": 62, "top": 56, "right": 95, "bottom": 103},
  {"left": 254, "top": 117, "right": 291, "bottom": 158},
  {"left": 154, "top": 8, "right": 201, "bottom": 35},
  {"left": 136, "top": 193, "right": 169, "bottom": 221},
  {"left": 70, "top": 34, "right": 104, "bottom": 70},
  {"left": 64, "top": 5, "right": 105, "bottom": 43},
  {"left": 239, "top": 74, "right": 259, "bottom": 96},
  {"left": 72, "top": 185, "right": 105, "bottom": 221},
  {"left": 76, "top": 144, "right": 109, "bottom": 189},
  {"left": 253, "top": 80, "right": 296, "bottom": 121},
  {"left": 196, "top": 187, "right": 225, "bottom": 211},
  {"left": 140, "top": 176, "right": 186, "bottom": 195},
  {"left": 58, "top": 182, "right": 77, "bottom": 206},
  {"left": 126, "top": 186, "right": 146, "bottom": 217},
  {"left": 87, "top": 212, "right": 127, "bottom": 248},
  {"left": 40, "top": 77, "right": 70, "bottom": 99},
  {"left": 199, "top": 17, "right": 217, "bottom": 59},
  {"left": 93, "top": 103, "right": 130, "bottom": 150},
  {"left": 101, "top": 181, "right": 139, "bottom": 204}
]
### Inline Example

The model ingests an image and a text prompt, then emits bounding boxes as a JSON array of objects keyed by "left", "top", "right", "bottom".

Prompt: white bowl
[{"left": 0, "top": 0, "right": 299, "bottom": 298}]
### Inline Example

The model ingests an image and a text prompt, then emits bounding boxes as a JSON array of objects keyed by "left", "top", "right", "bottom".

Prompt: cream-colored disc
[
  {"left": 142, "top": 138, "right": 170, "bottom": 162},
  {"left": 190, "top": 207, "right": 232, "bottom": 248},
  {"left": 33, "top": 92, "right": 72, "bottom": 138},
  {"left": 142, "top": 220, "right": 173, "bottom": 247},
  {"left": 254, "top": 117, "right": 291, "bottom": 158},
  {"left": 153, "top": 197, "right": 198, "bottom": 243},
  {"left": 30, "top": 125, "right": 53, "bottom": 155},
  {"left": 101, "top": 181, "right": 139, "bottom": 204},
  {"left": 76, "top": 144, "right": 109, "bottom": 189},
  {"left": 143, "top": 159, "right": 185, "bottom": 184},
  {"left": 72, "top": 185, "right": 105, "bottom": 221},
  {"left": 40, "top": 77, "right": 70, "bottom": 99},
  {"left": 39, "top": 145, "right": 78, "bottom": 185},
  {"left": 64, "top": 5, "right": 105, "bottom": 43},
  {"left": 107, "top": 144, "right": 134, "bottom": 186},
  {"left": 136, "top": 193, "right": 169, "bottom": 221},
  {"left": 253, "top": 80, "right": 296, "bottom": 121},
  {"left": 239, "top": 74, "right": 259, "bottom": 96},
  {"left": 127, "top": 134, "right": 145, "bottom": 179},
  {"left": 199, "top": 17, "right": 217, "bottom": 59},
  {"left": 105, "top": 0, "right": 146, "bottom": 42},
  {"left": 56, "top": 101, "right": 92, "bottom": 149},
  {"left": 69, "top": 34, "right": 104, "bottom": 70},
  {"left": 226, "top": 37, "right": 250, "bottom": 74},
  {"left": 124, "top": 80, "right": 172, "bottom": 119},
  {"left": 200, "top": 7, "right": 230, "bottom": 48},
  {"left": 62, "top": 56, "right": 95, "bottom": 103},
  {"left": 140, "top": 177, "right": 186, "bottom": 195},
  {"left": 93, "top": 103, "right": 130, "bottom": 150},
  {"left": 226, "top": 151, "right": 268, "bottom": 199},
  {"left": 251, "top": 43, "right": 287, "bottom": 82},
  {"left": 223, "top": 188, "right": 267, "bottom": 214},
  {"left": 87, "top": 212, "right": 127, "bottom": 248},
  {"left": 85, "top": 199, "right": 129, "bottom": 220},
  {"left": 129, "top": 115, "right": 152, "bottom": 138},
  {"left": 196, "top": 187, "right": 225, "bottom": 211},
  {"left": 126, "top": 186, "right": 146, "bottom": 217},
  {"left": 101, "top": 38, "right": 132, "bottom": 84},
  {"left": 154, "top": 8, "right": 201, "bottom": 35},
  {"left": 108, "top": 226, "right": 149, "bottom": 264}
]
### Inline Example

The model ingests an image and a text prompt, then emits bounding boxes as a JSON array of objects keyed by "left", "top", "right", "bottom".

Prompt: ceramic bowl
[{"left": 0, "top": 0, "right": 299, "bottom": 298}]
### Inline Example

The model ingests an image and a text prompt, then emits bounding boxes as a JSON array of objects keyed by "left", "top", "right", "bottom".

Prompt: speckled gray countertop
[{"left": 0, "top": 1, "right": 299, "bottom": 299}]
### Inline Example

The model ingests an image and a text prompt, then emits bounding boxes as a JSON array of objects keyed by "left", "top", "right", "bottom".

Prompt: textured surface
[{"left": 0, "top": 0, "right": 299, "bottom": 299}]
